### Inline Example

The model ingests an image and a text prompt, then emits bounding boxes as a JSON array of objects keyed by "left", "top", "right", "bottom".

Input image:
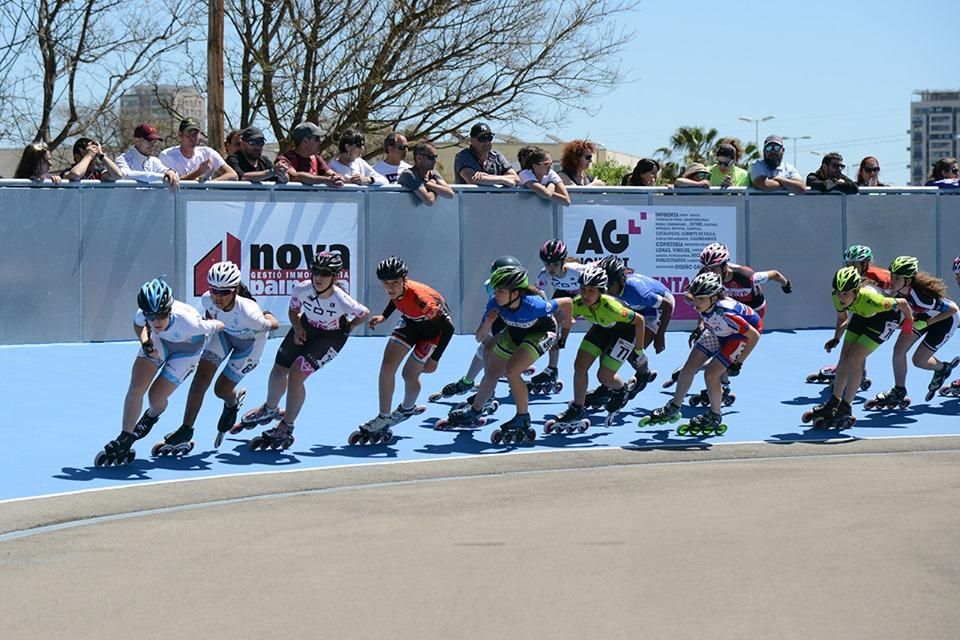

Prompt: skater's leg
[
  {"left": 400, "top": 354, "right": 428, "bottom": 410},
  {"left": 213, "top": 371, "right": 241, "bottom": 406},
  {"left": 910, "top": 342, "right": 940, "bottom": 372},
  {"left": 283, "top": 365, "right": 309, "bottom": 425},
  {"left": 182, "top": 359, "right": 217, "bottom": 428},
  {"left": 378, "top": 340, "right": 409, "bottom": 415},
  {"left": 572, "top": 349, "right": 596, "bottom": 406},
  {"left": 840, "top": 342, "right": 871, "bottom": 405},
  {"left": 146, "top": 375, "right": 178, "bottom": 417},
  {"left": 596, "top": 364, "right": 625, "bottom": 391},
  {"left": 472, "top": 352, "right": 504, "bottom": 411},
  {"left": 265, "top": 363, "right": 289, "bottom": 409},
  {"left": 506, "top": 348, "right": 537, "bottom": 414},
  {"left": 547, "top": 342, "right": 560, "bottom": 371},
  {"left": 672, "top": 349, "right": 709, "bottom": 406},
  {"left": 704, "top": 358, "right": 727, "bottom": 414},
  {"left": 892, "top": 331, "right": 917, "bottom": 387},
  {"left": 122, "top": 357, "right": 160, "bottom": 433}
]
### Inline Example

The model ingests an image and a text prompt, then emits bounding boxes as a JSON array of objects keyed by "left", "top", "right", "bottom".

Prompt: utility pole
[{"left": 207, "top": 0, "right": 224, "bottom": 152}]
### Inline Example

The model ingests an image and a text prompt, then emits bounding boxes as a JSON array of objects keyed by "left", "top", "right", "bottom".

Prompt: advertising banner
[
  {"left": 562, "top": 204, "right": 737, "bottom": 320},
  {"left": 185, "top": 201, "right": 359, "bottom": 318}
]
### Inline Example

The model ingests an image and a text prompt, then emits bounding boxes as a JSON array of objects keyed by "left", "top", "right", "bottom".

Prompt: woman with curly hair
[{"left": 558, "top": 139, "right": 604, "bottom": 186}]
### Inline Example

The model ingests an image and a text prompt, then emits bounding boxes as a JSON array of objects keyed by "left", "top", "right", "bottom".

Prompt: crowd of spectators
[{"left": 11, "top": 118, "right": 959, "bottom": 199}]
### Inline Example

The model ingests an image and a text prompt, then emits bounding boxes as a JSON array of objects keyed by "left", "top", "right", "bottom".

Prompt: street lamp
[
  {"left": 739, "top": 115, "right": 775, "bottom": 149},
  {"left": 782, "top": 135, "right": 811, "bottom": 167}
]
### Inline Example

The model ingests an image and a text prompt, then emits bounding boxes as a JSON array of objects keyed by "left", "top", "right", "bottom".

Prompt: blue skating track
[{"left": 2, "top": 329, "right": 958, "bottom": 502}]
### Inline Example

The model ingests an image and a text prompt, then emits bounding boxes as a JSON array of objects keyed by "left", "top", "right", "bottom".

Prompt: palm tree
[{"left": 656, "top": 126, "right": 720, "bottom": 167}]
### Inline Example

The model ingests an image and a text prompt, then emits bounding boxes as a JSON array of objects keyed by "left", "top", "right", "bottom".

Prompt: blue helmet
[{"left": 138, "top": 278, "right": 173, "bottom": 317}]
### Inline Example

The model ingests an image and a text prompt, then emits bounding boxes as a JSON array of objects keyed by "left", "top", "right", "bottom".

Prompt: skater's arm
[
  {"left": 631, "top": 313, "right": 646, "bottom": 353},
  {"left": 895, "top": 299, "right": 914, "bottom": 332},
  {"left": 135, "top": 323, "right": 155, "bottom": 355},
  {"left": 756, "top": 269, "right": 792, "bottom": 292},
  {"left": 431, "top": 314, "right": 456, "bottom": 362},
  {"left": 262, "top": 311, "right": 281, "bottom": 331},
  {"left": 655, "top": 295, "right": 674, "bottom": 353},
  {"left": 922, "top": 299, "right": 958, "bottom": 328},
  {"left": 554, "top": 297, "right": 574, "bottom": 335},
  {"left": 734, "top": 324, "right": 761, "bottom": 365},
  {"left": 826, "top": 311, "right": 848, "bottom": 351},
  {"left": 476, "top": 309, "right": 497, "bottom": 342}
]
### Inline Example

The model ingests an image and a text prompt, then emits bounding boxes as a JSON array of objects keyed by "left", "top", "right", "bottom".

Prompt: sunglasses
[
  {"left": 210, "top": 287, "right": 234, "bottom": 296},
  {"left": 946, "top": 166, "right": 960, "bottom": 174},
  {"left": 764, "top": 143, "right": 783, "bottom": 152},
  {"left": 717, "top": 159, "right": 734, "bottom": 167},
  {"left": 417, "top": 153, "right": 438, "bottom": 161},
  {"left": 477, "top": 134, "right": 494, "bottom": 142},
  {"left": 393, "top": 144, "right": 409, "bottom": 151},
  {"left": 311, "top": 268, "right": 335, "bottom": 277},
  {"left": 143, "top": 311, "right": 170, "bottom": 321},
  {"left": 863, "top": 166, "right": 880, "bottom": 173},
  {"left": 245, "top": 139, "right": 266, "bottom": 146},
  {"left": 583, "top": 154, "right": 593, "bottom": 160},
  {"left": 829, "top": 163, "right": 846, "bottom": 170}
]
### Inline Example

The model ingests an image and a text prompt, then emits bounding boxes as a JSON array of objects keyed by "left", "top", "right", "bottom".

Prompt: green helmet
[
  {"left": 489, "top": 265, "right": 529, "bottom": 291},
  {"left": 832, "top": 266, "right": 862, "bottom": 292},
  {"left": 843, "top": 244, "right": 873, "bottom": 264},
  {"left": 889, "top": 256, "right": 919, "bottom": 277}
]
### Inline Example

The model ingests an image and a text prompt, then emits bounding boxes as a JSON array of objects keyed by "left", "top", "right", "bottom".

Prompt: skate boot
[
  {"left": 491, "top": 413, "right": 535, "bottom": 445},
  {"left": 152, "top": 424, "right": 195, "bottom": 457},
  {"left": 805, "top": 365, "right": 837, "bottom": 385},
  {"left": 926, "top": 356, "right": 960, "bottom": 401},
  {"left": 132, "top": 410, "right": 160, "bottom": 440},
  {"left": 603, "top": 382, "right": 632, "bottom": 426},
  {"left": 527, "top": 367, "right": 562, "bottom": 394},
  {"left": 858, "top": 368, "right": 872, "bottom": 391},
  {"left": 940, "top": 379, "right": 960, "bottom": 398},
  {"left": 428, "top": 377, "right": 476, "bottom": 402},
  {"left": 626, "top": 360, "right": 657, "bottom": 401},
  {"left": 824, "top": 400, "right": 857, "bottom": 429},
  {"left": 462, "top": 392, "right": 499, "bottom": 415},
  {"left": 584, "top": 385, "right": 614, "bottom": 409},
  {"left": 802, "top": 395, "right": 840, "bottom": 427},
  {"left": 544, "top": 403, "right": 590, "bottom": 434},
  {"left": 215, "top": 389, "right": 245, "bottom": 447},
  {"left": 639, "top": 401, "right": 682, "bottom": 427},
  {"left": 864, "top": 386, "right": 910, "bottom": 411},
  {"left": 435, "top": 404, "right": 488, "bottom": 431},
  {"left": 688, "top": 384, "right": 736, "bottom": 408},
  {"left": 661, "top": 367, "right": 681, "bottom": 389},
  {"left": 94, "top": 431, "right": 138, "bottom": 467},
  {"left": 678, "top": 410, "right": 727, "bottom": 437},
  {"left": 250, "top": 420, "right": 295, "bottom": 451},
  {"left": 233, "top": 403, "right": 284, "bottom": 433}
]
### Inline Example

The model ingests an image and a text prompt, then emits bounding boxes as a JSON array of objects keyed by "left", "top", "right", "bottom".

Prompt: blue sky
[{"left": 511, "top": 0, "right": 959, "bottom": 185}]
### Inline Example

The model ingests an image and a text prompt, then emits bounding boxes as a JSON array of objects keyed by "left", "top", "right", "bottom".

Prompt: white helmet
[{"left": 207, "top": 261, "right": 242, "bottom": 289}]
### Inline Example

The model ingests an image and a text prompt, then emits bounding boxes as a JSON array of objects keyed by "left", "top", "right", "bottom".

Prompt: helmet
[
  {"left": 490, "top": 255, "right": 522, "bottom": 273},
  {"left": 596, "top": 255, "right": 626, "bottom": 283},
  {"left": 699, "top": 243, "right": 730, "bottom": 268},
  {"left": 953, "top": 255, "right": 960, "bottom": 274},
  {"left": 138, "top": 278, "right": 173, "bottom": 317},
  {"left": 843, "top": 244, "right": 873, "bottom": 264},
  {"left": 489, "top": 265, "right": 529, "bottom": 291},
  {"left": 539, "top": 239, "right": 567, "bottom": 263},
  {"left": 578, "top": 267, "right": 608, "bottom": 290},
  {"left": 832, "top": 266, "right": 861, "bottom": 292},
  {"left": 206, "top": 261, "right": 242, "bottom": 289},
  {"left": 311, "top": 251, "right": 343, "bottom": 274},
  {"left": 376, "top": 256, "right": 408, "bottom": 281},
  {"left": 688, "top": 272, "right": 724, "bottom": 297},
  {"left": 889, "top": 256, "right": 919, "bottom": 277}
]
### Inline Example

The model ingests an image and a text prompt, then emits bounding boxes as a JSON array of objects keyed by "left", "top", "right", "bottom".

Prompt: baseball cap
[
  {"left": 763, "top": 134, "right": 784, "bottom": 147},
  {"left": 134, "top": 123, "right": 161, "bottom": 141},
  {"left": 240, "top": 126, "right": 265, "bottom": 143},
  {"left": 179, "top": 118, "right": 202, "bottom": 133},
  {"left": 470, "top": 123, "right": 493, "bottom": 138},
  {"left": 292, "top": 121, "right": 324, "bottom": 142}
]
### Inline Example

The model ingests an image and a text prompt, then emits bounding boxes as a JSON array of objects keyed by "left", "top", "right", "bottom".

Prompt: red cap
[{"left": 134, "top": 123, "right": 161, "bottom": 141}]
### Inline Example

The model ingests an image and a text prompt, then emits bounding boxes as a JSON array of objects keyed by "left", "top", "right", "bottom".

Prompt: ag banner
[
  {"left": 562, "top": 204, "right": 737, "bottom": 320},
  {"left": 185, "top": 201, "right": 359, "bottom": 318}
]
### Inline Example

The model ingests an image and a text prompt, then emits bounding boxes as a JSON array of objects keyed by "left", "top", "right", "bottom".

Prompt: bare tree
[
  {"left": 0, "top": 0, "right": 195, "bottom": 151},
  {"left": 224, "top": 0, "right": 639, "bottom": 152}
]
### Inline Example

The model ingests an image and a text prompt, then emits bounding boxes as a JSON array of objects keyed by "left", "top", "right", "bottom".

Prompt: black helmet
[
  {"left": 490, "top": 255, "right": 522, "bottom": 273},
  {"left": 596, "top": 255, "right": 626, "bottom": 283},
  {"left": 376, "top": 256, "right": 408, "bottom": 281},
  {"left": 311, "top": 251, "right": 343, "bottom": 274}
]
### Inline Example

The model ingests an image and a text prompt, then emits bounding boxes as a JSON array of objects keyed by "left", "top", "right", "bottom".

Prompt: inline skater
[
  {"left": 944, "top": 255, "right": 960, "bottom": 396},
  {"left": 94, "top": 279, "right": 224, "bottom": 466},
  {"left": 351, "top": 256, "right": 455, "bottom": 444}
]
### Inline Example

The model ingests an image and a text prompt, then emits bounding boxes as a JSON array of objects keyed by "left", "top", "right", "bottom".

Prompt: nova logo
[
  {"left": 575, "top": 212, "right": 646, "bottom": 255},
  {"left": 194, "top": 233, "right": 242, "bottom": 296}
]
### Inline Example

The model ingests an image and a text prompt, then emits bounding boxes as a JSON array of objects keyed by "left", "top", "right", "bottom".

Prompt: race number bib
[{"left": 609, "top": 338, "right": 634, "bottom": 363}]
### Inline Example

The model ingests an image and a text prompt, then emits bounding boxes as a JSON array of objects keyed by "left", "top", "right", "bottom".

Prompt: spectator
[
  {"left": 372, "top": 132, "right": 412, "bottom": 183},
  {"left": 224, "top": 129, "right": 242, "bottom": 158},
  {"left": 855, "top": 156, "right": 887, "bottom": 187},
  {"left": 160, "top": 118, "right": 238, "bottom": 181},
  {"left": 275, "top": 122, "right": 344, "bottom": 187},
  {"left": 327, "top": 129, "right": 387, "bottom": 185},
  {"left": 517, "top": 145, "right": 571, "bottom": 205},
  {"left": 13, "top": 142, "right": 62, "bottom": 184},
  {"left": 925, "top": 157, "right": 960, "bottom": 189},
  {"left": 115, "top": 122, "right": 180, "bottom": 190},
  {"left": 621, "top": 158, "right": 661, "bottom": 186},
  {"left": 558, "top": 139, "right": 604, "bottom": 186},
  {"left": 62, "top": 137, "right": 123, "bottom": 182},
  {"left": 749, "top": 135, "right": 805, "bottom": 194},
  {"left": 226, "top": 126, "right": 288, "bottom": 184},
  {"left": 673, "top": 162, "right": 712, "bottom": 188},
  {"left": 454, "top": 123, "right": 520, "bottom": 186},
  {"left": 806, "top": 152, "right": 859, "bottom": 194},
  {"left": 709, "top": 142, "right": 750, "bottom": 187},
  {"left": 397, "top": 141, "right": 454, "bottom": 205}
]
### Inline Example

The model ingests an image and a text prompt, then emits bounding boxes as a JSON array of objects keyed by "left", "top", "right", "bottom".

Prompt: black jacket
[{"left": 806, "top": 171, "right": 859, "bottom": 194}]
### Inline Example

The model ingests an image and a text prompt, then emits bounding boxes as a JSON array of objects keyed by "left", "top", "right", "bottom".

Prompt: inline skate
[
  {"left": 603, "top": 381, "right": 634, "bottom": 426},
  {"left": 94, "top": 431, "right": 137, "bottom": 467},
  {"left": 688, "top": 384, "right": 736, "bottom": 408},
  {"left": 926, "top": 356, "right": 959, "bottom": 401},
  {"left": 527, "top": 367, "right": 563, "bottom": 395},
  {"left": 817, "top": 400, "right": 857, "bottom": 430},
  {"left": 434, "top": 404, "right": 489, "bottom": 431},
  {"left": 939, "top": 379, "right": 960, "bottom": 398},
  {"left": 250, "top": 420, "right": 295, "bottom": 451},
  {"left": 583, "top": 385, "right": 614, "bottom": 409},
  {"left": 231, "top": 402, "right": 284, "bottom": 434},
  {"left": 214, "top": 388, "right": 245, "bottom": 447},
  {"left": 459, "top": 392, "right": 500, "bottom": 415},
  {"left": 152, "top": 424, "right": 196, "bottom": 457},
  {"left": 801, "top": 396, "right": 840, "bottom": 427},
  {"left": 132, "top": 409, "right": 160, "bottom": 440},
  {"left": 491, "top": 413, "right": 536, "bottom": 445},
  {"left": 639, "top": 401, "right": 682, "bottom": 427},
  {"left": 805, "top": 365, "right": 872, "bottom": 391},
  {"left": 543, "top": 403, "right": 590, "bottom": 434},
  {"left": 348, "top": 404, "right": 425, "bottom": 445},
  {"left": 677, "top": 410, "right": 728, "bottom": 437},
  {"left": 864, "top": 386, "right": 911, "bottom": 411},
  {"left": 428, "top": 377, "right": 476, "bottom": 402}
]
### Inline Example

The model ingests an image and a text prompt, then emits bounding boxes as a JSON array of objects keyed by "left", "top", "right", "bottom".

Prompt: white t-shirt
[
  {"left": 159, "top": 145, "right": 226, "bottom": 179},
  {"left": 327, "top": 157, "right": 388, "bottom": 185},
  {"left": 749, "top": 159, "right": 802, "bottom": 184},
  {"left": 372, "top": 159, "right": 412, "bottom": 184},
  {"left": 201, "top": 293, "right": 273, "bottom": 340},
  {"left": 537, "top": 262, "right": 587, "bottom": 293},
  {"left": 133, "top": 300, "right": 221, "bottom": 344},
  {"left": 519, "top": 168, "right": 563, "bottom": 186},
  {"left": 116, "top": 146, "right": 169, "bottom": 183},
  {"left": 289, "top": 281, "right": 369, "bottom": 331}
]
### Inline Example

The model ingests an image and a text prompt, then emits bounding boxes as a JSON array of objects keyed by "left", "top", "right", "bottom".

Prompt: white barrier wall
[{"left": 0, "top": 181, "right": 956, "bottom": 344}]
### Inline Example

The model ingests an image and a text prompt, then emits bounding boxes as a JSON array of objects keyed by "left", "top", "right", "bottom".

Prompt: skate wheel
[
  {"left": 689, "top": 396, "right": 701, "bottom": 407},
  {"left": 861, "top": 379, "right": 872, "bottom": 391},
  {"left": 214, "top": 431, "right": 225, "bottom": 448},
  {"left": 700, "top": 425, "right": 714, "bottom": 436},
  {"left": 94, "top": 451, "right": 108, "bottom": 467},
  {"left": 677, "top": 424, "right": 689, "bottom": 436},
  {"left": 552, "top": 381, "right": 564, "bottom": 393},
  {"left": 428, "top": 392, "right": 443, "bottom": 402},
  {"left": 368, "top": 431, "right": 382, "bottom": 445},
  {"left": 151, "top": 442, "right": 164, "bottom": 457},
  {"left": 434, "top": 419, "right": 449, "bottom": 431},
  {"left": 805, "top": 374, "right": 820, "bottom": 383},
  {"left": 249, "top": 436, "right": 262, "bottom": 451},
  {"left": 801, "top": 411, "right": 813, "bottom": 424},
  {"left": 864, "top": 400, "right": 877, "bottom": 410},
  {"left": 715, "top": 424, "right": 728, "bottom": 436},
  {"left": 348, "top": 430, "right": 363, "bottom": 445},
  {"left": 544, "top": 420, "right": 555, "bottom": 434},
  {"left": 723, "top": 393, "right": 736, "bottom": 407},
  {"left": 382, "top": 430, "right": 393, "bottom": 445},
  {"left": 578, "top": 421, "right": 589, "bottom": 433},
  {"left": 124, "top": 450, "right": 136, "bottom": 465},
  {"left": 490, "top": 400, "right": 500, "bottom": 412},
  {"left": 491, "top": 429, "right": 502, "bottom": 444},
  {"left": 526, "top": 428, "right": 536, "bottom": 442}
]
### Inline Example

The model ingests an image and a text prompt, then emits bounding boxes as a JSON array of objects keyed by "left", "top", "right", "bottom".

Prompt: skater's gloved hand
[
  {"left": 913, "top": 319, "right": 927, "bottom": 332},
  {"left": 781, "top": 280, "right": 793, "bottom": 294},
  {"left": 727, "top": 361, "right": 742, "bottom": 377},
  {"left": 824, "top": 337, "right": 839, "bottom": 352},
  {"left": 141, "top": 339, "right": 155, "bottom": 355},
  {"left": 556, "top": 335, "right": 566, "bottom": 349},
  {"left": 293, "top": 325, "right": 307, "bottom": 345},
  {"left": 688, "top": 326, "right": 703, "bottom": 348}
]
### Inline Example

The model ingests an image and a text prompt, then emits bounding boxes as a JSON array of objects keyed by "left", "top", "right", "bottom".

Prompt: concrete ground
[{"left": 2, "top": 437, "right": 959, "bottom": 639}]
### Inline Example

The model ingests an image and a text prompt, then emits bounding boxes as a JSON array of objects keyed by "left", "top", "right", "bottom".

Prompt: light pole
[
  {"left": 782, "top": 135, "right": 811, "bottom": 167},
  {"left": 739, "top": 115, "right": 775, "bottom": 149}
]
